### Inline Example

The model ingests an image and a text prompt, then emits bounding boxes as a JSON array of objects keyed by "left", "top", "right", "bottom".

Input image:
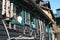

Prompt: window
[
  {"left": 12, "top": 4, "right": 24, "bottom": 26},
  {"left": 30, "top": 14, "right": 36, "bottom": 29},
  {"left": 16, "top": 5, "right": 22, "bottom": 23},
  {"left": 25, "top": 10, "right": 30, "bottom": 25},
  {"left": 25, "top": 10, "right": 36, "bottom": 29}
]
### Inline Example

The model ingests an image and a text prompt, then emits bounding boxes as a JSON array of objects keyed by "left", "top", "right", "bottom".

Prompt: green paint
[
  {"left": 33, "top": 17, "right": 36, "bottom": 30},
  {"left": 21, "top": 7, "right": 25, "bottom": 26},
  {"left": 46, "top": 25, "right": 49, "bottom": 32},
  {"left": 12, "top": 6, "right": 25, "bottom": 26},
  {"left": 11, "top": 0, "right": 37, "bottom": 29},
  {"left": 30, "top": 15, "right": 36, "bottom": 30}
]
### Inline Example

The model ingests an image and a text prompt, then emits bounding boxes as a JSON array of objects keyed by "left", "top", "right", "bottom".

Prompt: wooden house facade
[{"left": 0, "top": 0, "right": 56, "bottom": 40}]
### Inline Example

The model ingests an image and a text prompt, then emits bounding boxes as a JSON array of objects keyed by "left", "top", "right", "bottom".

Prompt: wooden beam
[
  {"left": 2, "top": 0, "right": 6, "bottom": 15},
  {"left": 9, "top": 22, "right": 12, "bottom": 29},
  {"left": 10, "top": 3, "right": 14, "bottom": 18},
  {"left": 36, "top": 19, "right": 39, "bottom": 34},
  {"left": 6, "top": 0, "right": 10, "bottom": 18}
]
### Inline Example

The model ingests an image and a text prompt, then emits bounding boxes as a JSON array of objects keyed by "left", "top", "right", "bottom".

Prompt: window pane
[
  {"left": 14, "top": 4, "right": 22, "bottom": 23},
  {"left": 31, "top": 14, "right": 36, "bottom": 29},
  {"left": 25, "top": 10, "right": 30, "bottom": 25},
  {"left": 16, "top": 5, "right": 22, "bottom": 23}
]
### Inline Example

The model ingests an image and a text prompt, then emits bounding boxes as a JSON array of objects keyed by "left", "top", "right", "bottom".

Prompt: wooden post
[
  {"left": 14, "top": 24, "right": 16, "bottom": 30},
  {"left": 2, "top": 0, "right": 6, "bottom": 15},
  {"left": 39, "top": 19, "right": 42, "bottom": 40},
  {"left": 9, "top": 22, "right": 11, "bottom": 29},
  {"left": 13, "top": 4, "right": 17, "bottom": 21},
  {"left": 6, "top": 0, "right": 10, "bottom": 18},
  {"left": 25, "top": 9, "right": 30, "bottom": 25},
  {"left": 30, "top": 29, "right": 33, "bottom": 36},
  {"left": 25, "top": 9, "right": 27, "bottom": 24},
  {"left": 23, "top": 27, "right": 25, "bottom": 34},
  {"left": 10, "top": 2, "right": 14, "bottom": 18},
  {"left": 36, "top": 19, "right": 39, "bottom": 34},
  {"left": 2, "top": 20, "right": 10, "bottom": 40}
]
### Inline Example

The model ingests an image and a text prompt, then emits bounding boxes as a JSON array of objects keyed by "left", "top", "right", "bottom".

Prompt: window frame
[
  {"left": 25, "top": 10, "right": 30, "bottom": 25},
  {"left": 30, "top": 13, "right": 36, "bottom": 30},
  {"left": 25, "top": 10, "right": 36, "bottom": 30},
  {"left": 11, "top": 4, "right": 25, "bottom": 26}
]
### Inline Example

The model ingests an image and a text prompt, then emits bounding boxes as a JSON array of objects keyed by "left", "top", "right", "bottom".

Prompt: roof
[
  {"left": 54, "top": 13, "right": 60, "bottom": 18},
  {"left": 56, "top": 8, "right": 60, "bottom": 11}
]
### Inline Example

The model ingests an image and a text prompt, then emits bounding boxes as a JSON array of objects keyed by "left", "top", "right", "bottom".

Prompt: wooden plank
[
  {"left": 13, "top": 24, "right": 16, "bottom": 30},
  {"left": 13, "top": 4, "right": 17, "bottom": 21},
  {"left": 6, "top": 0, "right": 10, "bottom": 18},
  {"left": 9, "top": 22, "right": 12, "bottom": 29},
  {"left": 10, "top": 3, "right": 14, "bottom": 18},
  {"left": 2, "top": 0, "right": 6, "bottom": 15},
  {"left": 25, "top": 10, "right": 30, "bottom": 25},
  {"left": 25, "top": 10, "right": 27, "bottom": 24},
  {"left": 36, "top": 19, "right": 39, "bottom": 34}
]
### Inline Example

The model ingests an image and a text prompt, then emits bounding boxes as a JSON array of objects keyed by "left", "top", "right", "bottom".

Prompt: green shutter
[{"left": 21, "top": 7, "right": 25, "bottom": 26}]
